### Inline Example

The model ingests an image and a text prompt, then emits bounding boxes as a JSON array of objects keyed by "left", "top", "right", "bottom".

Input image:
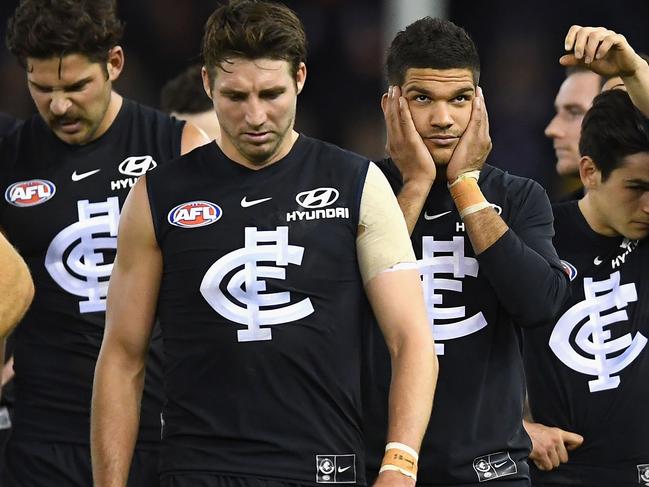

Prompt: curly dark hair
[
  {"left": 386, "top": 17, "right": 480, "bottom": 86},
  {"left": 6, "top": 0, "right": 124, "bottom": 67},
  {"left": 202, "top": 0, "right": 307, "bottom": 85}
]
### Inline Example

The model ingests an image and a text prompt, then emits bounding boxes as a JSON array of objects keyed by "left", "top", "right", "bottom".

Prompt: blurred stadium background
[{"left": 1, "top": 0, "right": 647, "bottom": 197}]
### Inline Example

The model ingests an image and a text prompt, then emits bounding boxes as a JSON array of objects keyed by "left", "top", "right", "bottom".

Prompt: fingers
[
  {"left": 563, "top": 431, "right": 584, "bottom": 450},
  {"left": 383, "top": 86, "right": 404, "bottom": 152},
  {"left": 476, "top": 87, "right": 491, "bottom": 145},
  {"left": 564, "top": 25, "right": 582, "bottom": 53},
  {"left": 596, "top": 33, "right": 626, "bottom": 60},
  {"left": 564, "top": 25, "right": 628, "bottom": 65}
]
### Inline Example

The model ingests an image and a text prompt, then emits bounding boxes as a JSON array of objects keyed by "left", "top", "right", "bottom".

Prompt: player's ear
[
  {"left": 201, "top": 66, "right": 214, "bottom": 100},
  {"left": 106, "top": 46, "right": 124, "bottom": 81},
  {"left": 295, "top": 62, "right": 307, "bottom": 95},
  {"left": 579, "top": 156, "right": 601, "bottom": 189}
]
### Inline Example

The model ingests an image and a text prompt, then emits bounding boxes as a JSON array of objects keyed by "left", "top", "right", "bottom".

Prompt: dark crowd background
[{"left": 0, "top": 0, "right": 647, "bottom": 198}]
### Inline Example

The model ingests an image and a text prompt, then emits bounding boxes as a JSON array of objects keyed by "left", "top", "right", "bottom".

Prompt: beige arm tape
[{"left": 357, "top": 162, "right": 417, "bottom": 285}]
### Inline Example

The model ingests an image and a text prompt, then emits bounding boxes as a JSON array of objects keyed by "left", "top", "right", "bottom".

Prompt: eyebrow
[
  {"left": 559, "top": 103, "right": 588, "bottom": 112},
  {"left": 29, "top": 76, "right": 93, "bottom": 91},
  {"left": 219, "top": 86, "right": 287, "bottom": 96},
  {"left": 625, "top": 178, "right": 649, "bottom": 187},
  {"left": 404, "top": 85, "right": 474, "bottom": 98}
]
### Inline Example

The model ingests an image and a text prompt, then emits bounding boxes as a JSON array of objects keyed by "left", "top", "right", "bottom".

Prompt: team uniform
[
  {"left": 0, "top": 99, "right": 184, "bottom": 486},
  {"left": 146, "top": 135, "right": 404, "bottom": 487},
  {"left": 523, "top": 201, "right": 649, "bottom": 487},
  {"left": 364, "top": 160, "right": 568, "bottom": 486}
]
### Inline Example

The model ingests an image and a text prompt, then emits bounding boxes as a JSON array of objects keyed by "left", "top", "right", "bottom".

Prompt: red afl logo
[
  {"left": 168, "top": 201, "right": 222, "bottom": 228},
  {"left": 5, "top": 179, "right": 56, "bottom": 207}
]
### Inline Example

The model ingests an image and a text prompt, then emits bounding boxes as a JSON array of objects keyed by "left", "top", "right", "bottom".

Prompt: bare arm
[
  {"left": 180, "top": 121, "right": 210, "bottom": 155},
  {"left": 91, "top": 177, "right": 162, "bottom": 487},
  {"left": 367, "top": 268, "right": 437, "bottom": 487},
  {"left": 356, "top": 165, "right": 437, "bottom": 486},
  {"left": 0, "top": 231, "right": 34, "bottom": 338},
  {"left": 560, "top": 25, "right": 649, "bottom": 116}
]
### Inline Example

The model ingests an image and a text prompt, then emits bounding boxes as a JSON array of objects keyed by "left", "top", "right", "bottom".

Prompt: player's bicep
[
  {"left": 356, "top": 162, "right": 417, "bottom": 285},
  {"left": 103, "top": 177, "right": 161, "bottom": 362}
]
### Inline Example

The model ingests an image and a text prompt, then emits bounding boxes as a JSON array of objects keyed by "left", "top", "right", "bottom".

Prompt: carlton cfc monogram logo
[
  {"left": 45, "top": 197, "right": 120, "bottom": 313},
  {"left": 200, "top": 226, "right": 314, "bottom": 342},
  {"left": 550, "top": 271, "right": 647, "bottom": 392},
  {"left": 419, "top": 236, "right": 488, "bottom": 355}
]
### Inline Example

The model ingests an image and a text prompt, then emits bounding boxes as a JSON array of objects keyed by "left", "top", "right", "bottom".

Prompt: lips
[
  {"left": 242, "top": 132, "right": 273, "bottom": 144},
  {"left": 53, "top": 118, "right": 83, "bottom": 134},
  {"left": 427, "top": 136, "right": 458, "bottom": 147}
]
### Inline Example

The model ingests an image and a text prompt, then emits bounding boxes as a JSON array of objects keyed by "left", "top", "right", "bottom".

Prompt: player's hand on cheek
[
  {"left": 382, "top": 85, "right": 437, "bottom": 184},
  {"left": 446, "top": 86, "right": 491, "bottom": 183}
]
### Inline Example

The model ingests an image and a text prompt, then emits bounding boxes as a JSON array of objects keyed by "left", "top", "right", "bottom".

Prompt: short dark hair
[
  {"left": 202, "top": 0, "right": 307, "bottom": 84},
  {"left": 580, "top": 90, "right": 649, "bottom": 180},
  {"left": 6, "top": 0, "right": 124, "bottom": 68},
  {"left": 386, "top": 17, "right": 480, "bottom": 86},
  {"left": 160, "top": 65, "right": 212, "bottom": 114}
]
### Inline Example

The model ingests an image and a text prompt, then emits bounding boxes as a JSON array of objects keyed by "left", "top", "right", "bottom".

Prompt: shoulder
[
  {"left": 551, "top": 200, "right": 580, "bottom": 231},
  {"left": 147, "top": 142, "right": 212, "bottom": 182},
  {"left": 480, "top": 164, "right": 544, "bottom": 197},
  {"left": 299, "top": 135, "right": 369, "bottom": 169},
  {"left": 0, "top": 113, "right": 22, "bottom": 139},
  {"left": 0, "top": 115, "right": 42, "bottom": 163},
  {"left": 373, "top": 157, "right": 402, "bottom": 194},
  {"left": 122, "top": 99, "right": 185, "bottom": 131}
]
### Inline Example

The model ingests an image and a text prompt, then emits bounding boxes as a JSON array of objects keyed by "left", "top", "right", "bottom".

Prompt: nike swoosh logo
[
  {"left": 241, "top": 196, "right": 272, "bottom": 208},
  {"left": 337, "top": 466, "right": 351, "bottom": 473},
  {"left": 71, "top": 169, "right": 101, "bottom": 182},
  {"left": 493, "top": 461, "right": 507, "bottom": 469},
  {"left": 424, "top": 210, "right": 451, "bottom": 221},
  {"left": 594, "top": 256, "right": 603, "bottom": 265}
]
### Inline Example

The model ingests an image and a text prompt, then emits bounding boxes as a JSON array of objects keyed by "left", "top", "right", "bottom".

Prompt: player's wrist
[
  {"left": 447, "top": 172, "right": 491, "bottom": 219},
  {"left": 621, "top": 54, "right": 649, "bottom": 80},
  {"left": 379, "top": 442, "right": 419, "bottom": 481}
]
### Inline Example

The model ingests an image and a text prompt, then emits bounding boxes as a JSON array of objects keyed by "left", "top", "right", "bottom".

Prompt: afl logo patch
[
  {"left": 560, "top": 260, "right": 578, "bottom": 281},
  {"left": 5, "top": 179, "right": 56, "bottom": 207},
  {"left": 168, "top": 201, "right": 222, "bottom": 228}
]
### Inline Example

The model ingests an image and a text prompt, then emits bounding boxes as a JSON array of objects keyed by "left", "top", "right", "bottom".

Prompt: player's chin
[
  {"left": 428, "top": 146, "right": 453, "bottom": 166},
  {"left": 625, "top": 224, "right": 649, "bottom": 241},
  {"left": 555, "top": 158, "right": 580, "bottom": 178}
]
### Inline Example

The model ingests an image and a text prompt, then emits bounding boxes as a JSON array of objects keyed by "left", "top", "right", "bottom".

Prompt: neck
[
  {"left": 221, "top": 129, "right": 299, "bottom": 170},
  {"left": 93, "top": 91, "right": 123, "bottom": 141},
  {"left": 578, "top": 193, "right": 618, "bottom": 237}
]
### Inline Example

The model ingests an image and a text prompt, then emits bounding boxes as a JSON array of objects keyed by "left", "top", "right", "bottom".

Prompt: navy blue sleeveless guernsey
[
  {"left": 0, "top": 98, "right": 184, "bottom": 446},
  {"left": 146, "top": 135, "right": 371, "bottom": 484}
]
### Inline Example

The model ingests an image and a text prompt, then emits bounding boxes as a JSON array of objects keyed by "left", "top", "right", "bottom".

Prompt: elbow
[{"left": 517, "top": 271, "right": 570, "bottom": 328}]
